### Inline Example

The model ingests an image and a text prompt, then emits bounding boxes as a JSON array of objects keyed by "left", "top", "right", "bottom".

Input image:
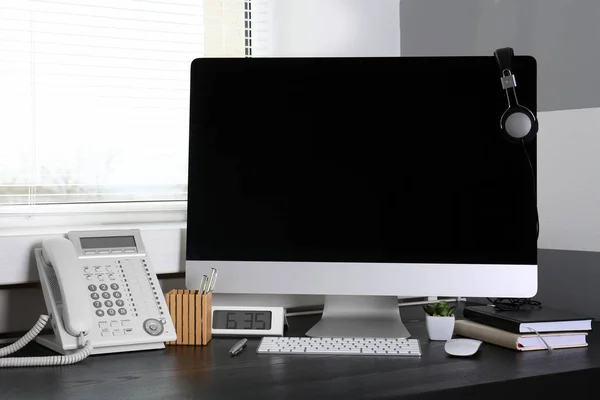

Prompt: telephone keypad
[{"left": 85, "top": 257, "right": 168, "bottom": 340}]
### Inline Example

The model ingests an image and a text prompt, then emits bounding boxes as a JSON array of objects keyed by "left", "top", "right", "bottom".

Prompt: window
[{"left": 0, "top": 0, "right": 268, "bottom": 212}]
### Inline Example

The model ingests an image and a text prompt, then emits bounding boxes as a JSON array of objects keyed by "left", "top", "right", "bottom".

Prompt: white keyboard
[{"left": 257, "top": 337, "right": 421, "bottom": 356}]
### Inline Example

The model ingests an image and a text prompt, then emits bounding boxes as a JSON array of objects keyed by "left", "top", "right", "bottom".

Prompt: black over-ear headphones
[{"left": 494, "top": 47, "right": 538, "bottom": 143}]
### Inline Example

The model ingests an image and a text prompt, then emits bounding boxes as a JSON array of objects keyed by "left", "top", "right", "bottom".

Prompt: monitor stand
[{"left": 305, "top": 295, "right": 410, "bottom": 338}]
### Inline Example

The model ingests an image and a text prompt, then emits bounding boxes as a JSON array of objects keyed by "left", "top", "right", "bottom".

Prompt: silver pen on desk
[{"left": 229, "top": 338, "right": 247, "bottom": 356}]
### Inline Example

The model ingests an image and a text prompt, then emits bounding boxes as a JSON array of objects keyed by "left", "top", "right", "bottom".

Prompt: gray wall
[
  {"left": 536, "top": 249, "right": 600, "bottom": 319},
  {"left": 400, "top": 0, "right": 600, "bottom": 112}
]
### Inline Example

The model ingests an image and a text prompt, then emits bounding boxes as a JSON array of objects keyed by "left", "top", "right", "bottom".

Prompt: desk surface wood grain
[{"left": 2, "top": 315, "right": 600, "bottom": 400}]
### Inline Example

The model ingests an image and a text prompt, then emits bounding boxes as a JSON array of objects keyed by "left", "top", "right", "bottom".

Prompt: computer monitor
[{"left": 185, "top": 56, "right": 538, "bottom": 338}]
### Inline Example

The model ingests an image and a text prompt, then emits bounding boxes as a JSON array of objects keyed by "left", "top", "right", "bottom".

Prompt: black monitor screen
[{"left": 187, "top": 57, "right": 537, "bottom": 265}]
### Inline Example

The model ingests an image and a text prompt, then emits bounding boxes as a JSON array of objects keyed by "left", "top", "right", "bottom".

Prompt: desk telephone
[{"left": 0, "top": 230, "right": 176, "bottom": 367}]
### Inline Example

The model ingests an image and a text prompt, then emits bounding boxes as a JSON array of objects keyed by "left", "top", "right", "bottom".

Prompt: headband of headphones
[
  {"left": 494, "top": 47, "right": 514, "bottom": 78},
  {"left": 493, "top": 47, "right": 538, "bottom": 143}
]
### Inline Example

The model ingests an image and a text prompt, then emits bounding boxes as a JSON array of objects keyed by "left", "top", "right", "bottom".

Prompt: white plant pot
[{"left": 426, "top": 315, "right": 455, "bottom": 341}]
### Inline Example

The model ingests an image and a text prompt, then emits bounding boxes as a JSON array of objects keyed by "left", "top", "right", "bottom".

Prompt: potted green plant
[{"left": 423, "top": 301, "right": 456, "bottom": 341}]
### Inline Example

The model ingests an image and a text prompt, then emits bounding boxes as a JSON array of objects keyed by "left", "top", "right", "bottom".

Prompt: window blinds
[{"left": 0, "top": 0, "right": 252, "bottom": 207}]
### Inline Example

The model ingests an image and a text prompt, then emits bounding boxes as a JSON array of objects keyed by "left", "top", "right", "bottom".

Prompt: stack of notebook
[{"left": 454, "top": 305, "right": 594, "bottom": 351}]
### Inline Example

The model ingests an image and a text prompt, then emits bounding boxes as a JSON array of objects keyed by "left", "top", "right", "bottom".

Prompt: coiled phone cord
[{"left": 0, "top": 315, "right": 93, "bottom": 367}]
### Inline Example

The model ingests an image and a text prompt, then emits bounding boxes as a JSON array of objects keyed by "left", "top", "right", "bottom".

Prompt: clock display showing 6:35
[{"left": 213, "top": 310, "right": 273, "bottom": 330}]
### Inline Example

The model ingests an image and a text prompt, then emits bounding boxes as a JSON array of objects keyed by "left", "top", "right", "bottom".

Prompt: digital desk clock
[{"left": 211, "top": 306, "right": 285, "bottom": 337}]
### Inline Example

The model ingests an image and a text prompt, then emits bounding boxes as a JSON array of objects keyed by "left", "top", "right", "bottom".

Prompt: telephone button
[
  {"left": 116, "top": 300, "right": 125, "bottom": 307},
  {"left": 107, "top": 309, "right": 116, "bottom": 316},
  {"left": 97, "top": 275, "right": 105, "bottom": 281},
  {"left": 111, "top": 249, "right": 123, "bottom": 254},
  {"left": 102, "top": 292, "right": 111, "bottom": 299},
  {"left": 105, "top": 300, "right": 114, "bottom": 308},
  {"left": 99, "top": 284, "right": 108, "bottom": 291},
  {"left": 84, "top": 250, "right": 96, "bottom": 255},
  {"left": 110, "top": 283, "right": 119, "bottom": 290},
  {"left": 94, "top": 266, "right": 102, "bottom": 272},
  {"left": 118, "top": 308, "right": 127, "bottom": 315},
  {"left": 122, "top": 320, "right": 132, "bottom": 327},
  {"left": 113, "top": 330, "right": 124, "bottom": 336},
  {"left": 124, "top": 328, "right": 134, "bottom": 335},
  {"left": 106, "top": 266, "right": 113, "bottom": 272},
  {"left": 113, "top": 291, "right": 122, "bottom": 298},
  {"left": 96, "top": 310, "right": 105, "bottom": 317},
  {"left": 98, "top": 250, "right": 110, "bottom": 254},
  {"left": 83, "top": 267, "right": 91, "bottom": 273},
  {"left": 143, "top": 318, "right": 163, "bottom": 336},
  {"left": 93, "top": 301, "right": 102, "bottom": 308},
  {"left": 101, "top": 331, "right": 111, "bottom": 337},
  {"left": 85, "top": 275, "right": 93, "bottom": 280},
  {"left": 98, "top": 322, "right": 109, "bottom": 329},
  {"left": 90, "top": 293, "right": 99, "bottom": 300},
  {"left": 88, "top": 285, "right": 97, "bottom": 291},
  {"left": 110, "top": 321, "right": 121, "bottom": 327},
  {"left": 108, "top": 274, "right": 116, "bottom": 280}
]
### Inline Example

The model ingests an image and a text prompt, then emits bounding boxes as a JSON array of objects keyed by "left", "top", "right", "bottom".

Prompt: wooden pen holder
[{"left": 165, "top": 290, "right": 212, "bottom": 345}]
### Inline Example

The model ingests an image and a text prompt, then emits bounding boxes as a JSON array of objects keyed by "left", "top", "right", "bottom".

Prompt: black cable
[
  {"left": 521, "top": 139, "right": 539, "bottom": 239},
  {"left": 486, "top": 297, "right": 542, "bottom": 311},
  {"left": 488, "top": 141, "right": 540, "bottom": 311}
]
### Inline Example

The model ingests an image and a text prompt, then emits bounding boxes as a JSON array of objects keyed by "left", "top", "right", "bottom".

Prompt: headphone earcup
[{"left": 500, "top": 105, "right": 538, "bottom": 143}]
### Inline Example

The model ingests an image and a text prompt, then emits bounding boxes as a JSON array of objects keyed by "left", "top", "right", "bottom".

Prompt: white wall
[
  {"left": 537, "top": 108, "right": 600, "bottom": 251},
  {"left": 272, "top": 0, "right": 400, "bottom": 57}
]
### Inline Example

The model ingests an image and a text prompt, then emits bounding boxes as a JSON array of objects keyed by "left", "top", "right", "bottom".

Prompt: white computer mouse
[{"left": 444, "top": 339, "right": 482, "bottom": 357}]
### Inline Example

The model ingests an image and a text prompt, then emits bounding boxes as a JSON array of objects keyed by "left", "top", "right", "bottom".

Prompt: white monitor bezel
[{"left": 186, "top": 260, "right": 537, "bottom": 298}]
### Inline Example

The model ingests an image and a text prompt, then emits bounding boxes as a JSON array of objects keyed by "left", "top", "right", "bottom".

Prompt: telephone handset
[
  {"left": 0, "top": 230, "right": 176, "bottom": 368},
  {"left": 41, "top": 237, "right": 94, "bottom": 336}
]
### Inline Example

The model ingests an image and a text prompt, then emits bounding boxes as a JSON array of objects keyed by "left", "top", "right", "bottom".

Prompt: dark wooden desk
[{"left": 2, "top": 315, "right": 600, "bottom": 400}]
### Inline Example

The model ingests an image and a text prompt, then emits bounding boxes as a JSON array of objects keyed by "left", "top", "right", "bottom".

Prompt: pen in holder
[{"left": 165, "top": 289, "right": 212, "bottom": 345}]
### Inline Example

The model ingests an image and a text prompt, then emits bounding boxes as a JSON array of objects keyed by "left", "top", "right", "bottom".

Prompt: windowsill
[
  {"left": 0, "top": 201, "right": 187, "bottom": 236},
  {"left": 0, "top": 202, "right": 187, "bottom": 285}
]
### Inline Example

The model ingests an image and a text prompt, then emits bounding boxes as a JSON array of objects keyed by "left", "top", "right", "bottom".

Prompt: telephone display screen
[{"left": 80, "top": 236, "right": 136, "bottom": 249}]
